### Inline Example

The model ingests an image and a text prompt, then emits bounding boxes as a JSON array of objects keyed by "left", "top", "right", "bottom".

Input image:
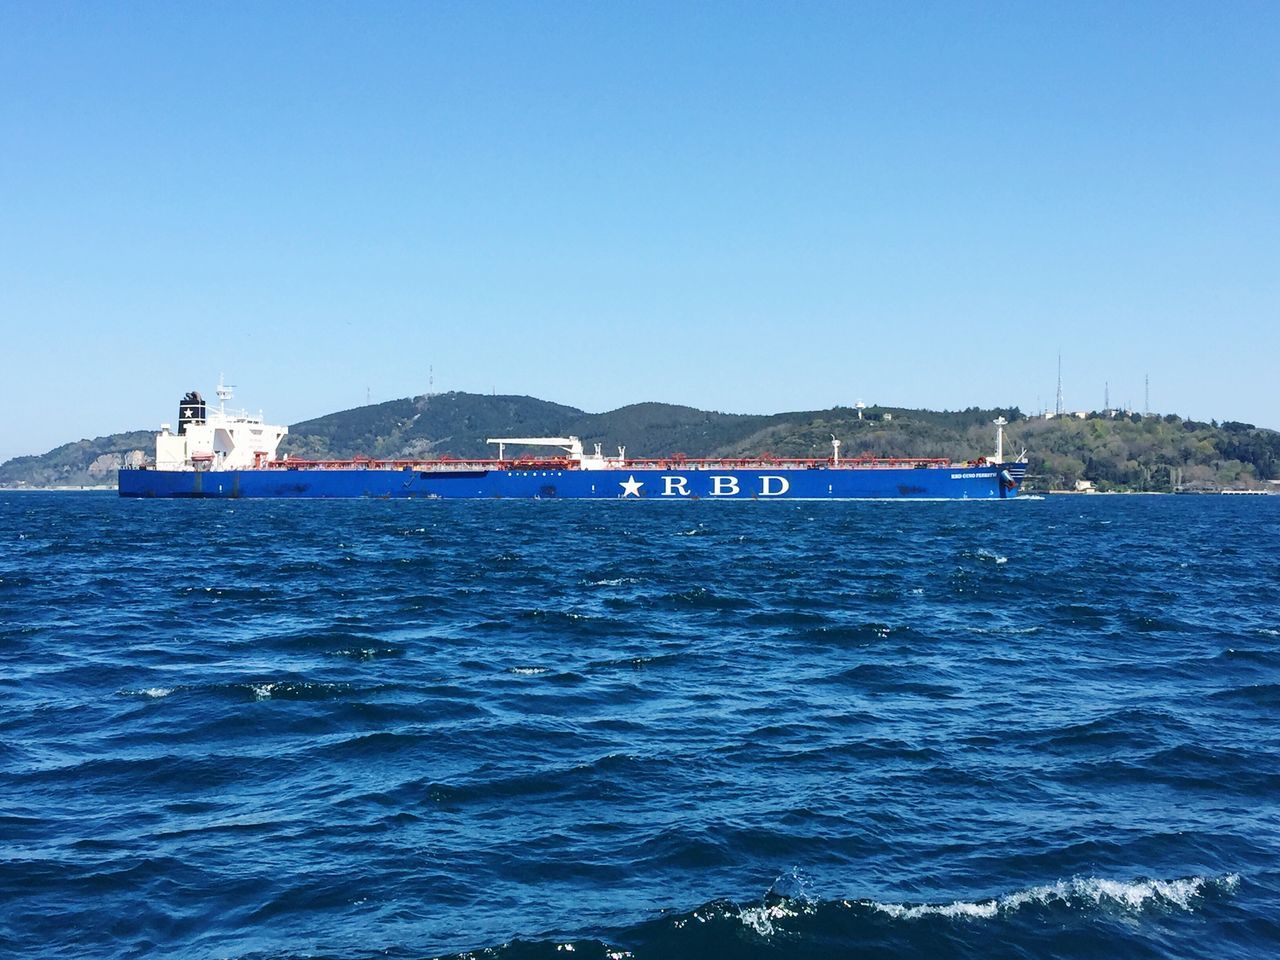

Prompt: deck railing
[{"left": 266, "top": 455, "right": 966, "bottom": 472}]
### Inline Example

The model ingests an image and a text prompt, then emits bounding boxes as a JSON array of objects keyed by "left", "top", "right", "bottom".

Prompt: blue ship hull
[{"left": 118, "top": 463, "right": 1026, "bottom": 500}]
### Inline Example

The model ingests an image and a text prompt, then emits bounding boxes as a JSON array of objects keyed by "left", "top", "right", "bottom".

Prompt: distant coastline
[
  {"left": 2, "top": 392, "right": 1278, "bottom": 494},
  {"left": 2, "top": 485, "right": 116, "bottom": 492}
]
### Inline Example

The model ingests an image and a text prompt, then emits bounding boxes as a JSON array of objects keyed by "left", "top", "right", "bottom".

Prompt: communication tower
[{"left": 1055, "top": 352, "right": 1063, "bottom": 417}]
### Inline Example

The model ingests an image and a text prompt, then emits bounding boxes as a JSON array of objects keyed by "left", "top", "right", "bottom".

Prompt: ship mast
[
  {"left": 993, "top": 417, "right": 1007, "bottom": 464},
  {"left": 216, "top": 373, "right": 235, "bottom": 416}
]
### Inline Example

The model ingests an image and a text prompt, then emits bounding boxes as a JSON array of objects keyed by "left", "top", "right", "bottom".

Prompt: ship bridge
[{"left": 153, "top": 377, "right": 287, "bottom": 471}]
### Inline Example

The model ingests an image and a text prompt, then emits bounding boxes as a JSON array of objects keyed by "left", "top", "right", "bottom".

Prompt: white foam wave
[
  {"left": 550, "top": 946, "right": 632, "bottom": 959},
  {"left": 870, "top": 898, "right": 999, "bottom": 920},
  {"left": 124, "top": 686, "right": 174, "bottom": 699},
  {"left": 333, "top": 647, "right": 388, "bottom": 660},
  {"left": 510, "top": 666, "right": 550, "bottom": 676},
  {"left": 738, "top": 900, "right": 803, "bottom": 937},
  {"left": 866, "top": 873, "right": 1239, "bottom": 921},
  {"left": 247, "top": 681, "right": 347, "bottom": 699}
]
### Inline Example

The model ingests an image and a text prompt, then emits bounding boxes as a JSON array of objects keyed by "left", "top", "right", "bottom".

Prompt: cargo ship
[{"left": 118, "top": 383, "right": 1028, "bottom": 500}]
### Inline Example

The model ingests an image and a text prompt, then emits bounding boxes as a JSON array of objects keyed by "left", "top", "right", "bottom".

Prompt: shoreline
[{"left": 1, "top": 485, "right": 117, "bottom": 492}]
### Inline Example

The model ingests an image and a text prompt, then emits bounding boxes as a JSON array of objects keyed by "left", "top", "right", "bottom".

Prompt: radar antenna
[{"left": 216, "top": 373, "right": 235, "bottom": 413}]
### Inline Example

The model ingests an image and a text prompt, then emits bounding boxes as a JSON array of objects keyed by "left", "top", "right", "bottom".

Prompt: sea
[{"left": 2, "top": 492, "right": 1278, "bottom": 959}]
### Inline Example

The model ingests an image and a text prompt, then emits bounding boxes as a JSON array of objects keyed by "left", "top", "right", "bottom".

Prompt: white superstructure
[{"left": 154, "top": 377, "right": 287, "bottom": 471}]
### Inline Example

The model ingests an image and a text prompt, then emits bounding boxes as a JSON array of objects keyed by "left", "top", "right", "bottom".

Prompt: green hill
[
  {"left": 3, "top": 392, "right": 1278, "bottom": 492},
  {"left": 283, "top": 393, "right": 583, "bottom": 461},
  {"left": 0, "top": 432, "right": 156, "bottom": 488}
]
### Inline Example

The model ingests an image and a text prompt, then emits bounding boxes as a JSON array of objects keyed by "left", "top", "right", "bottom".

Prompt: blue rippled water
[{"left": 3, "top": 493, "right": 1279, "bottom": 959}]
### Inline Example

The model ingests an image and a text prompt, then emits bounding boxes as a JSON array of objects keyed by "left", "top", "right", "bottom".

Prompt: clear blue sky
[{"left": 2, "top": 1, "right": 1277, "bottom": 460}]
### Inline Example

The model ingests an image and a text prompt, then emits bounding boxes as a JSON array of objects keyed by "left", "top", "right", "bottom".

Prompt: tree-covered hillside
[
  {"left": 1015, "top": 414, "right": 1279, "bottom": 491},
  {"left": 3, "top": 392, "right": 1278, "bottom": 492},
  {"left": 281, "top": 395, "right": 1027, "bottom": 465},
  {"left": 282, "top": 393, "right": 586, "bottom": 460},
  {"left": 0, "top": 432, "right": 155, "bottom": 488}
]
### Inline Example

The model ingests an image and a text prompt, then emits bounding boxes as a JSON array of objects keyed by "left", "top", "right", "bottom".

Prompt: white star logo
[{"left": 619, "top": 475, "right": 644, "bottom": 498}]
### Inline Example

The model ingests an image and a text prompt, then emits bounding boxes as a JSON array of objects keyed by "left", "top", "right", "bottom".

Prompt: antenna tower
[
  {"left": 1104, "top": 381, "right": 1110, "bottom": 412},
  {"left": 1144, "top": 373, "right": 1149, "bottom": 418},
  {"left": 1055, "top": 352, "right": 1063, "bottom": 416}
]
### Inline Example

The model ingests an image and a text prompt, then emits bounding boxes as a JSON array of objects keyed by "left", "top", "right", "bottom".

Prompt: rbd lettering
[
  {"left": 710, "top": 475, "right": 740, "bottom": 496},
  {"left": 659, "top": 475, "right": 791, "bottom": 497},
  {"left": 662, "top": 476, "right": 690, "bottom": 497},
  {"left": 759, "top": 475, "right": 790, "bottom": 496}
]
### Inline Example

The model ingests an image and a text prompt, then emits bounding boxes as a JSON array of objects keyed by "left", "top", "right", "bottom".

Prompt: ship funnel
[{"left": 178, "top": 391, "right": 207, "bottom": 435}]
